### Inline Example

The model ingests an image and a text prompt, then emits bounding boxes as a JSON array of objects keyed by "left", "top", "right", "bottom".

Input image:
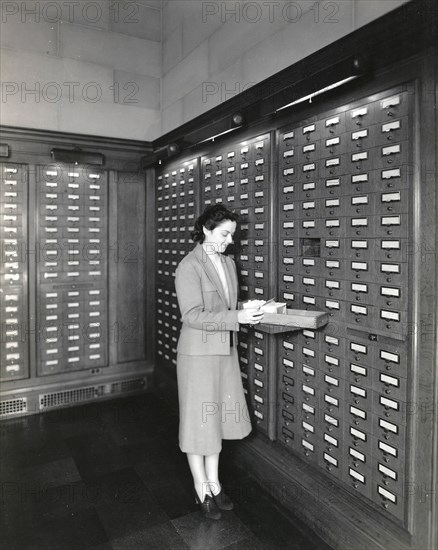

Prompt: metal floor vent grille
[
  {"left": 0, "top": 398, "right": 28, "bottom": 417},
  {"left": 40, "top": 385, "right": 102, "bottom": 410},
  {"left": 39, "top": 378, "right": 147, "bottom": 411},
  {"left": 111, "top": 378, "right": 146, "bottom": 393}
]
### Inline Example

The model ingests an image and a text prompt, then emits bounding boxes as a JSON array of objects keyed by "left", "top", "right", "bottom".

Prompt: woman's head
[{"left": 192, "top": 205, "right": 238, "bottom": 253}]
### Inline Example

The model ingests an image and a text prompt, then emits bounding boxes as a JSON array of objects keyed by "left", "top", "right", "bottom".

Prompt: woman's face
[{"left": 203, "top": 220, "right": 236, "bottom": 254}]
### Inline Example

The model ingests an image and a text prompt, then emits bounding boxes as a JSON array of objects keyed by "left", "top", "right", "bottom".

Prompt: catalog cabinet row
[{"left": 154, "top": 86, "right": 414, "bottom": 525}]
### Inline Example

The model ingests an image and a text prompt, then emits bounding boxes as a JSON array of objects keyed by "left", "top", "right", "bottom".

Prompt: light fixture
[
  {"left": 196, "top": 111, "right": 245, "bottom": 145},
  {"left": 51, "top": 147, "right": 104, "bottom": 165},
  {"left": 198, "top": 127, "right": 241, "bottom": 145},
  {"left": 154, "top": 142, "right": 179, "bottom": 157},
  {"left": 167, "top": 143, "right": 179, "bottom": 156},
  {"left": 275, "top": 55, "right": 367, "bottom": 113},
  {"left": 276, "top": 76, "right": 358, "bottom": 112},
  {"left": 232, "top": 112, "right": 244, "bottom": 126},
  {"left": 140, "top": 141, "right": 181, "bottom": 168}
]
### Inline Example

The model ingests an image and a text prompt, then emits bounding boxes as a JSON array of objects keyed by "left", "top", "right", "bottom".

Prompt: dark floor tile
[
  {"left": 110, "top": 418, "right": 179, "bottom": 447},
  {"left": 21, "top": 457, "right": 82, "bottom": 485},
  {"left": 135, "top": 456, "right": 196, "bottom": 516},
  {"left": 2, "top": 507, "right": 110, "bottom": 550},
  {"left": 111, "top": 520, "right": 189, "bottom": 550},
  {"left": 1, "top": 479, "right": 115, "bottom": 550},
  {"left": 120, "top": 440, "right": 161, "bottom": 466},
  {"left": 98, "top": 393, "right": 177, "bottom": 430},
  {"left": 148, "top": 475, "right": 198, "bottom": 519},
  {"left": 0, "top": 528, "right": 33, "bottom": 550},
  {"left": 83, "top": 467, "right": 157, "bottom": 506},
  {"left": 1, "top": 424, "right": 71, "bottom": 468},
  {"left": 47, "top": 407, "right": 107, "bottom": 440},
  {"left": 222, "top": 476, "right": 271, "bottom": 511},
  {"left": 0, "top": 454, "right": 21, "bottom": 480},
  {"left": 120, "top": 431, "right": 176, "bottom": 454},
  {"left": 172, "top": 510, "right": 252, "bottom": 550},
  {"left": 1, "top": 499, "right": 34, "bottom": 535},
  {"left": 1, "top": 458, "right": 83, "bottom": 540},
  {"left": 221, "top": 534, "right": 268, "bottom": 550},
  {"left": 231, "top": 478, "right": 329, "bottom": 550},
  {"left": 65, "top": 432, "right": 131, "bottom": 480},
  {"left": 1, "top": 411, "right": 60, "bottom": 439},
  {"left": 84, "top": 467, "right": 170, "bottom": 540},
  {"left": 132, "top": 440, "right": 188, "bottom": 483},
  {"left": 0, "top": 393, "right": 334, "bottom": 550}
]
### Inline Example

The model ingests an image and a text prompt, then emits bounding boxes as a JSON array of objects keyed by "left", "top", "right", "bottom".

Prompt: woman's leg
[
  {"left": 205, "top": 452, "right": 220, "bottom": 495},
  {"left": 187, "top": 453, "right": 210, "bottom": 502}
]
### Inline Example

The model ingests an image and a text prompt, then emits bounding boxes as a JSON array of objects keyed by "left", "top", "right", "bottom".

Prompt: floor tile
[
  {"left": 172, "top": 509, "right": 252, "bottom": 550},
  {"left": 21, "top": 457, "right": 82, "bottom": 485},
  {"left": 147, "top": 475, "right": 198, "bottom": 519},
  {"left": 1, "top": 425, "right": 71, "bottom": 468},
  {"left": 2, "top": 507, "right": 110, "bottom": 550},
  {"left": 111, "top": 520, "right": 189, "bottom": 550},
  {"left": 64, "top": 432, "right": 131, "bottom": 480},
  {"left": 85, "top": 467, "right": 170, "bottom": 540},
  {"left": 0, "top": 393, "right": 333, "bottom": 550},
  {"left": 231, "top": 479, "right": 331, "bottom": 550},
  {"left": 221, "top": 534, "right": 268, "bottom": 549}
]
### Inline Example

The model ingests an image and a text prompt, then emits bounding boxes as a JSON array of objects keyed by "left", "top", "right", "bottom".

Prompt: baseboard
[
  {"left": 0, "top": 372, "right": 152, "bottom": 419},
  {"left": 233, "top": 436, "right": 412, "bottom": 550}
]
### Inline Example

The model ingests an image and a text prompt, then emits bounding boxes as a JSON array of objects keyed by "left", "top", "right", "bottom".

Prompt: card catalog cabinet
[
  {"left": 155, "top": 159, "right": 200, "bottom": 372},
  {"left": 36, "top": 164, "right": 108, "bottom": 376},
  {"left": 0, "top": 133, "right": 149, "bottom": 417},
  {"left": 0, "top": 163, "right": 29, "bottom": 381},
  {"left": 155, "top": 79, "right": 431, "bottom": 535},
  {"left": 276, "top": 87, "right": 412, "bottom": 522},
  {"left": 201, "top": 134, "right": 273, "bottom": 435},
  {"left": 155, "top": 135, "right": 275, "bottom": 435}
]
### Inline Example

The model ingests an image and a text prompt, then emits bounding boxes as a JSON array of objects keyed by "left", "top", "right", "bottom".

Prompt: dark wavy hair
[{"left": 191, "top": 204, "right": 239, "bottom": 243}]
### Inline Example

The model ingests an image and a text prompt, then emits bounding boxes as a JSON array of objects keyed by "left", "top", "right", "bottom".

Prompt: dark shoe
[
  {"left": 213, "top": 489, "right": 234, "bottom": 511},
  {"left": 193, "top": 490, "right": 221, "bottom": 520}
]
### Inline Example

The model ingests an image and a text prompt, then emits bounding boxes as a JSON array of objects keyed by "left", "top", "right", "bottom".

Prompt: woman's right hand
[{"left": 237, "top": 307, "right": 265, "bottom": 325}]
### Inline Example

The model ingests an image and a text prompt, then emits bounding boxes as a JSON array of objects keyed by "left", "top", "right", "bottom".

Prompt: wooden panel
[{"left": 116, "top": 171, "right": 146, "bottom": 363}]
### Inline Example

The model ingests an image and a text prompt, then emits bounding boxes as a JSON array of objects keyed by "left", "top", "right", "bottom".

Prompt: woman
[{"left": 175, "top": 204, "right": 264, "bottom": 520}]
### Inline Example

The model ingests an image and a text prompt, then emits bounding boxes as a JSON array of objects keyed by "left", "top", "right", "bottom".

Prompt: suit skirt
[{"left": 176, "top": 346, "right": 252, "bottom": 455}]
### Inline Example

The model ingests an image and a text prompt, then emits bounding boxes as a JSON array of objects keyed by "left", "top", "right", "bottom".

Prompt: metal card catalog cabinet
[
  {"left": 0, "top": 131, "right": 149, "bottom": 419},
  {"left": 0, "top": 163, "right": 29, "bottom": 381},
  {"left": 277, "top": 88, "right": 412, "bottom": 523},
  {"left": 36, "top": 165, "right": 108, "bottom": 375},
  {"left": 155, "top": 158, "right": 199, "bottom": 371},
  {"left": 201, "top": 134, "right": 273, "bottom": 434},
  {"left": 204, "top": 134, "right": 271, "bottom": 298}
]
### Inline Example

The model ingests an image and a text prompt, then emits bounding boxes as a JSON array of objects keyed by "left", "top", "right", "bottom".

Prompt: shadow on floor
[{"left": 0, "top": 392, "right": 333, "bottom": 550}]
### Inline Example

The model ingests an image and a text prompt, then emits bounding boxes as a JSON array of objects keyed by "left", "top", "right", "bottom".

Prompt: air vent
[
  {"left": 39, "top": 385, "right": 104, "bottom": 410},
  {"left": 39, "top": 378, "right": 147, "bottom": 411},
  {"left": 111, "top": 378, "right": 147, "bottom": 394},
  {"left": 0, "top": 398, "right": 28, "bottom": 417}
]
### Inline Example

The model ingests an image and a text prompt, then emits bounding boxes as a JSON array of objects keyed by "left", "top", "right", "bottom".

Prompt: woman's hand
[{"left": 237, "top": 307, "right": 265, "bottom": 325}]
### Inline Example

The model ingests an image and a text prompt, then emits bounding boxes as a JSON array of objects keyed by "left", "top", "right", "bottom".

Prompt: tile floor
[{"left": 1, "top": 392, "right": 333, "bottom": 549}]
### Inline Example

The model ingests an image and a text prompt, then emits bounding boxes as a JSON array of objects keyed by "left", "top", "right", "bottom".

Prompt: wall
[
  {"left": 161, "top": 0, "right": 411, "bottom": 135},
  {"left": 0, "top": 0, "right": 162, "bottom": 141},
  {"left": 0, "top": 1, "right": 412, "bottom": 141}
]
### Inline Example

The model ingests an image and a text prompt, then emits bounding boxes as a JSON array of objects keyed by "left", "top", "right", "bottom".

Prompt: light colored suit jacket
[{"left": 175, "top": 243, "right": 240, "bottom": 356}]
